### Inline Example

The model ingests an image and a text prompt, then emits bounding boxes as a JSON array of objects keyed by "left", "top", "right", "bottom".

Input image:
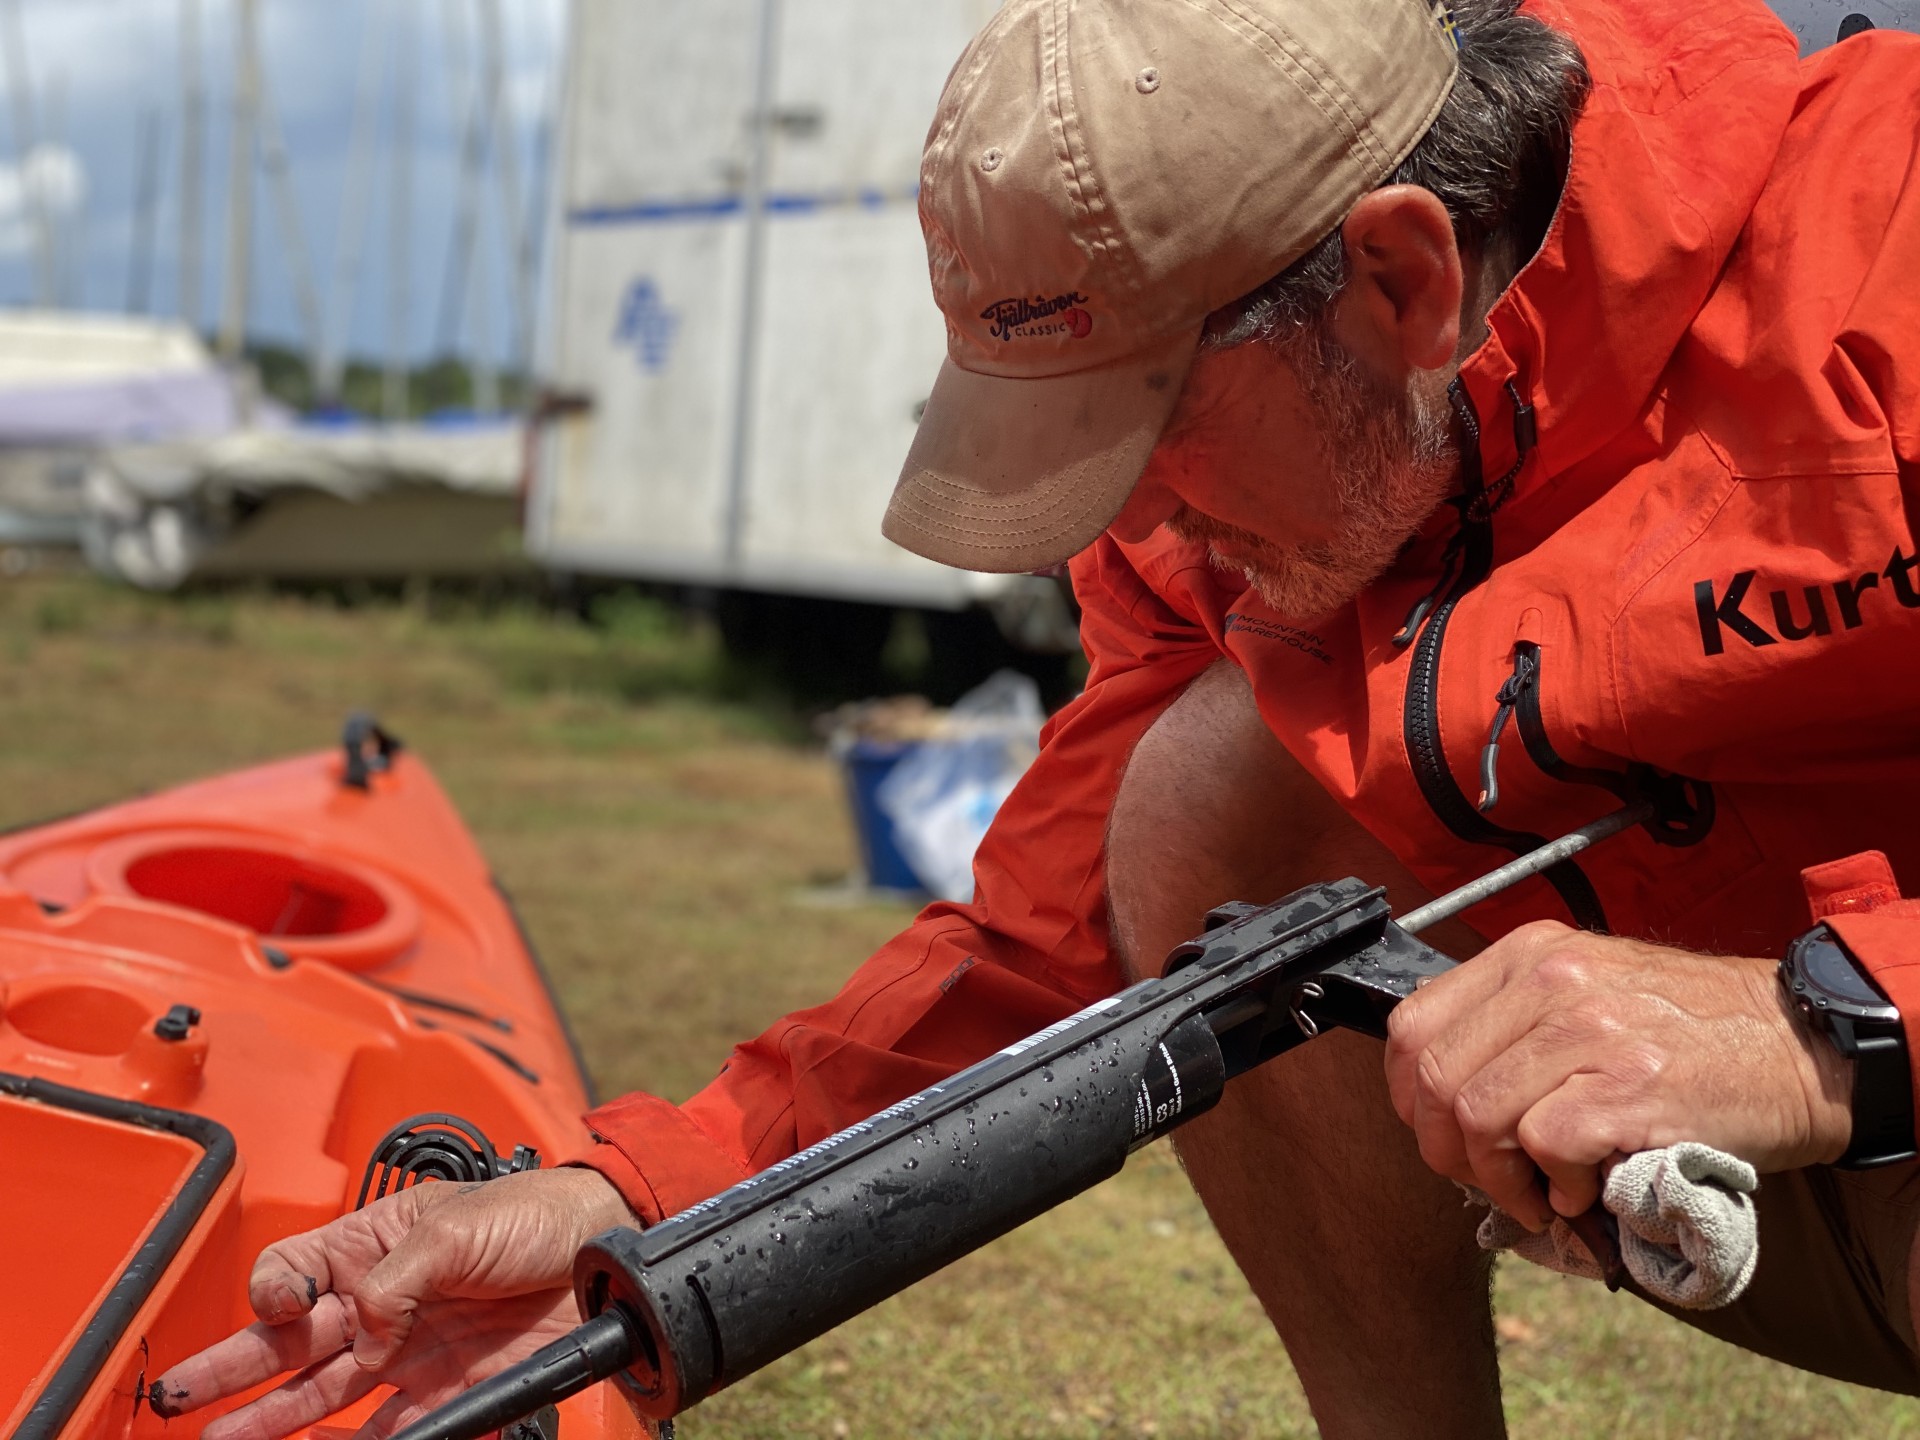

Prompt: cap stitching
[
  {"left": 925, "top": 3, "right": 1021, "bottom": 179},
  {"left": 886, "top": 492, "right": 1116, "bottom": 552},
  {"left": 1213, "top": 0, "right": 1389, "bottom": 171},
  {"left": 1184, "top": 0, "right": 1392, "bottom": 174},
  {"left": 885, "top": 513, "right": 1102, "bottom": 558},
  {"left": 899, "top": 466, "right": 1126, "bottom": 521},
  {"left": 919, "top": 4, "right": 1025, "bottom": 308},
  {"left": 1040, "top": 0, "right": 1133, "bottom": 296}
]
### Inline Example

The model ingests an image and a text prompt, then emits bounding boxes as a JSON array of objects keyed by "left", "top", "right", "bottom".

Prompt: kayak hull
[{"left": 0, "top": 734, "right": 643, "bottom": 1440}]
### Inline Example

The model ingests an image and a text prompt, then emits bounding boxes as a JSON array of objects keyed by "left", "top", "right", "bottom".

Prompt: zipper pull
[
  {"left": 1476, "top": 647, "right": 1539, "bottom": 812},
  {"left": 1393, "top": 530, "right": 1465, "bottom": 647}
]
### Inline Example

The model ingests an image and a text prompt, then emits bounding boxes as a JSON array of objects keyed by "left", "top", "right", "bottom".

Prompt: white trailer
[
  {"left": 529, "top": 0, "right": 1917, "bottom": 661},
  {"left": 529, "top": 0, "right": 1077, "bottom": 660}
]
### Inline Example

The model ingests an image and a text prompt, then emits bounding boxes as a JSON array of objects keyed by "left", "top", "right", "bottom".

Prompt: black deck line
[
  {"left": 492, "top": 874, "right": 600, "bottom": 1106},
  {"left": 3, "top": 1073, "right": 236, "bottom": 1440}
]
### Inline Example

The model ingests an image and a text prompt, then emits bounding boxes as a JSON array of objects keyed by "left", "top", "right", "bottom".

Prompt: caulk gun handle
[{"left": 1305, "top": 926, "right": 1626, "bottom": 1290}]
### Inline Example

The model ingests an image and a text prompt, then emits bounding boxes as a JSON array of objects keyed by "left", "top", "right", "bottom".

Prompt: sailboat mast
[
  {"left": 1, "top": 0, "right": 54, "bottom": 307},
  {"left": 319, "top": 1, "right": 385, "bottom": 406},
  {"left": 217, "top": 0, "right": 259, "bottom": 361},
  {"left": 179, "top": 0, "right": 205, "bottom": 331},
  {"left": 128, "top": 103, "right": 165, "bottom": 314},
  {"left": 383, "top": 3, "right": 415, "bottom": 419},
  {"left": 45, "top": 70, "right": 79, "bottom": 306},
  {"left": 438, "top": 0, "right": 497, "bottom": 413},
  {"left": 255, "top": 54, "right": 324, "bottom": 385},
  {"left": 479, "top": 0, "right": 532, "bottom": 397}
]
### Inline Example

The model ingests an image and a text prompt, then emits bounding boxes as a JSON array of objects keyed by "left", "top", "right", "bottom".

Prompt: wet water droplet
[
  {"left": 772, "top": 1232, "right": 787, "bottom": 1244},
  {"left": 903, "top": 1157, "right": 918, "bottom": 1170}
]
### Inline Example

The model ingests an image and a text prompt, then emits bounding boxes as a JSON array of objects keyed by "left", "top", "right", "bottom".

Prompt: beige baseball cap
[{"left": 884, "top": 0, "right": 1461, "bottom": 574}]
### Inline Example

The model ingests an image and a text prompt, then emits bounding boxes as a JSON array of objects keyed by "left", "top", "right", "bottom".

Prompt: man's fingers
[
  {"left": 1447, "top": 1023, "right": 1628, "bottom": 1227},
  {"left": 1384, "top": 921, "right": 1569, "bottom": 1125},
  {"left": 154, "top": 1294, "right": 358, "bottom": 1417},
  {"left": 196, "top": 1350, "right": 383, "bottom": 1440},
  {"left": 1519, "top": 1077, "right": 1646, "bottom": 1217},
  {"left": 350, "top": 1206, "right": 471, "bottom": 1368},
  {"left": 249, "top": 1228, "right": 343, "bottom": 1325},
  {"left": 1402, "top": 993, "right": 1560, "bottom": 1190},
  {"left": 247, "top": 1186, "right": 454, "bottom": 1327},
  {"left": 1386, "top": 958, "right": 1509, "bottom": 1127},
  {"left": 353, "top": 1388, "right": 431, "bottom": 1440}
]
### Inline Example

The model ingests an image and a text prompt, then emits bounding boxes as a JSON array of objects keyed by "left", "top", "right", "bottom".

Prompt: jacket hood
[{"left": 1454, "top": 0, "right": 1803, "bottom": 518}]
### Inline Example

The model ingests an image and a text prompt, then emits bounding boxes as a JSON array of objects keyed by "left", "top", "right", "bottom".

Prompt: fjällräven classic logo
[{"left": 982, "top": 291, "right": 1093, "bottom": 341}]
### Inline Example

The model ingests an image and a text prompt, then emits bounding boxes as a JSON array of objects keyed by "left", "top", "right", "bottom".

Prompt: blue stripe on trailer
[{"left": 568, "top": 185, "right": 918, "bottom": 227}]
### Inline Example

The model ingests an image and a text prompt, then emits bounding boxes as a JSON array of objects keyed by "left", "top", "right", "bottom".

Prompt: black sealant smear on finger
[
  {"left": 305, "top": 1274, "right": 320, "bottom": 1306},
  {"left": 147, "top": 1378, "right": 190, "bottom": 1420}
]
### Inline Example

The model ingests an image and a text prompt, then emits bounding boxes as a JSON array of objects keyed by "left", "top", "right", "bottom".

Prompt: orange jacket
[{"left": 578, "top": 0, "right": 1920, "bottom": 1223}]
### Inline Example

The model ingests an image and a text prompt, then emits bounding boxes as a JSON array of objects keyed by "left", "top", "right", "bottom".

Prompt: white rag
[{"left": 1473, "top": 1143, "right": 1759, "bottom": 1310}]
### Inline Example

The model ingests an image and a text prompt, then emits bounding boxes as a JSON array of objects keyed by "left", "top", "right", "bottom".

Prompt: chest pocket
[{"left": 1473, "top": 634, "right": 1767, "bottom": 945}]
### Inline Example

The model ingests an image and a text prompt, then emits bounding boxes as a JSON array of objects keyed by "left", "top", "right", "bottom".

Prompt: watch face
[{"left": 1798, "top": 932, "right": 1901, "bottom": 1023}]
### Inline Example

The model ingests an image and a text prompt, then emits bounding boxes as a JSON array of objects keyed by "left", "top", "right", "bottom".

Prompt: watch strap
[{"left": 1783, "top": 925, "right": 1917, "bottom": 1170}]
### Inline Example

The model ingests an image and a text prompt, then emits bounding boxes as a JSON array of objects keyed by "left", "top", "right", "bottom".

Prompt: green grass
[{"left": 2, "top": 574, "right": 1915, "bottom": 1438}]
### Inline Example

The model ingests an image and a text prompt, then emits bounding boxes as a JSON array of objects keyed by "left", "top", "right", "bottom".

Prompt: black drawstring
[
  {"left": 1476, "top": 645, "right": 1539, "bottom": 812},
  {"left": 1393, "top": 524, "right": 1465, "bottom": 645},
  {"left": 1465, "top": 377, "right": 1537, "bottom": 524},
  {"left": 1393, "top": 376, "right": 1537, "bottom": 647}
]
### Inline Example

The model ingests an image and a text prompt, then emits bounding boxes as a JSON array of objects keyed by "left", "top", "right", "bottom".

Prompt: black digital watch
[{"left": 1779, "top": 923, "right": 1916, "bottom": 1170}]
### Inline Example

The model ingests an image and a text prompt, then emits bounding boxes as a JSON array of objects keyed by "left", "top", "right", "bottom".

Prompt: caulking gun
[{"left": 395, "top": 806, "right": 1646, "bottom": 1440}]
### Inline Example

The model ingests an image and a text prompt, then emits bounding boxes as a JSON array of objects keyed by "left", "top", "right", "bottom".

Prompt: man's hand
[
  {"left": 1383, "top": 920, "right": 1854, "bottom": 1230},
  {"left": 153, "top": 1166, "right": 639, "bottom": 1440}
]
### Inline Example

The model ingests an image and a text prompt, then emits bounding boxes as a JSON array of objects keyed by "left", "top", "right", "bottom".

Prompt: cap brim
[{"left": 883, "top": 328, "right": 1199, "bottom": 574}]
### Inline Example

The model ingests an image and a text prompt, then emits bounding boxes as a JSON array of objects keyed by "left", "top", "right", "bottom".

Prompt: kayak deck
[{"left": 0, "top": 729, "right": 644, "bottom": 1440}]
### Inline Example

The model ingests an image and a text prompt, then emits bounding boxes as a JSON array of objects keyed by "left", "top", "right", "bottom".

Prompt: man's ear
[{"left": 1332, "top": 186, "right": 1463, "bottom": 375}]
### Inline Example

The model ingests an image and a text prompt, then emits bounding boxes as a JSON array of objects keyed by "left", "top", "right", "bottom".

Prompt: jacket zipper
[
  {"left": 1399, "top": 381, "right": 1612, "bottom": 932},
  {"left": 1479, "top": 641, "right": 1716, "bottom": 847}
]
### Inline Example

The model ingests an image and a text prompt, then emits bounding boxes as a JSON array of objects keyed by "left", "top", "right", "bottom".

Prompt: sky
[{"left": 0, "top": 0, "right": 567, "bottom": 373}]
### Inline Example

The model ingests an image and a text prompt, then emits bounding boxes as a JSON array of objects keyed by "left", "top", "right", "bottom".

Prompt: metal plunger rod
[{"left": 1396, "top": 805, "right": 1650, "bottom": 936}]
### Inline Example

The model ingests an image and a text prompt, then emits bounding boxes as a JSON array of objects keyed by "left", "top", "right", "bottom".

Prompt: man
[{"left": 162, "top": 0, "right": 1920, "bottom": 1435}]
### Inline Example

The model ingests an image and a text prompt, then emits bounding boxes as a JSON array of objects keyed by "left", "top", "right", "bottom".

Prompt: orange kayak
[{"left": 0, "top": 718, "right": 645, "bottom": 1440}]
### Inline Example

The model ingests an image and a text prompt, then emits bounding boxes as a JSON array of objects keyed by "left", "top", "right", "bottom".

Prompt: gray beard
[{"left": 1169, "top": 324, "right": 1458, "bottom": 621}]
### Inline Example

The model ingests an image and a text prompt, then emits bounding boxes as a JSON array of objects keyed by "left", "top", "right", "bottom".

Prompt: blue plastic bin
[{"left": 836, "top": 737, "right": 927, "bottom": 893}]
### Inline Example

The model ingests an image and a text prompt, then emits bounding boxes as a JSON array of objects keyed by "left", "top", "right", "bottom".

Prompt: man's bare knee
[
  {"left": 1108, "top": 662, "right": 1327, "bottom": 980},
  {"left": 1107, "top": 660, "right": 1484, "bottom": 984}
]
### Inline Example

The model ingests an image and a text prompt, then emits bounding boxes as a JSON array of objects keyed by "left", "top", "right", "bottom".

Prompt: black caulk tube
[{"left": 391, "top": 878, "right": 1456, "bottom": 1438}]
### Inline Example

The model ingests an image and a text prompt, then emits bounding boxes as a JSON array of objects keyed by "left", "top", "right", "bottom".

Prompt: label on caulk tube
[
  {"left": 995, "top": 995, "right": 1122, "bottom": 1058},
  {"left": 1129, "top": 1014, "right": 1226, "bottom": 1144},
  {"left": 650, "top": 995, "right": 1131, "bottom": 1237}
]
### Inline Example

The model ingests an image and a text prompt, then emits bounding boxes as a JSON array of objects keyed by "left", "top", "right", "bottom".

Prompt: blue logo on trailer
[{"left": 614, "top": 278, "right": 680, "bottom": 372}]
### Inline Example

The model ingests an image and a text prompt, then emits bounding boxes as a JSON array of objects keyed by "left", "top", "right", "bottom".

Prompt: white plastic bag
[{"left": 875, "top": 670, "right": 1044, "bottom": 901}]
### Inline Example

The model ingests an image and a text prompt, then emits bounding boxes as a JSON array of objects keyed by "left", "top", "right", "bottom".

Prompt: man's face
[{"left": 1109, "top": 319, "right": 1458, "bottom": 620}]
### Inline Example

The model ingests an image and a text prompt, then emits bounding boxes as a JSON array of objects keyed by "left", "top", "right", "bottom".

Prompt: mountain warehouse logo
[
  {"left": 1694, "top": 547, "right": 1920, "bottom": 655},
  {"left": 982, "top": 291, "right": 1093, "bottom": 341}
]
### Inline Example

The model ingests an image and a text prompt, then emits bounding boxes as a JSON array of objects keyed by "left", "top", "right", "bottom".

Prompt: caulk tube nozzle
[{"left": 386, "top": 1308, "right": 638, "bottom": 1440}]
